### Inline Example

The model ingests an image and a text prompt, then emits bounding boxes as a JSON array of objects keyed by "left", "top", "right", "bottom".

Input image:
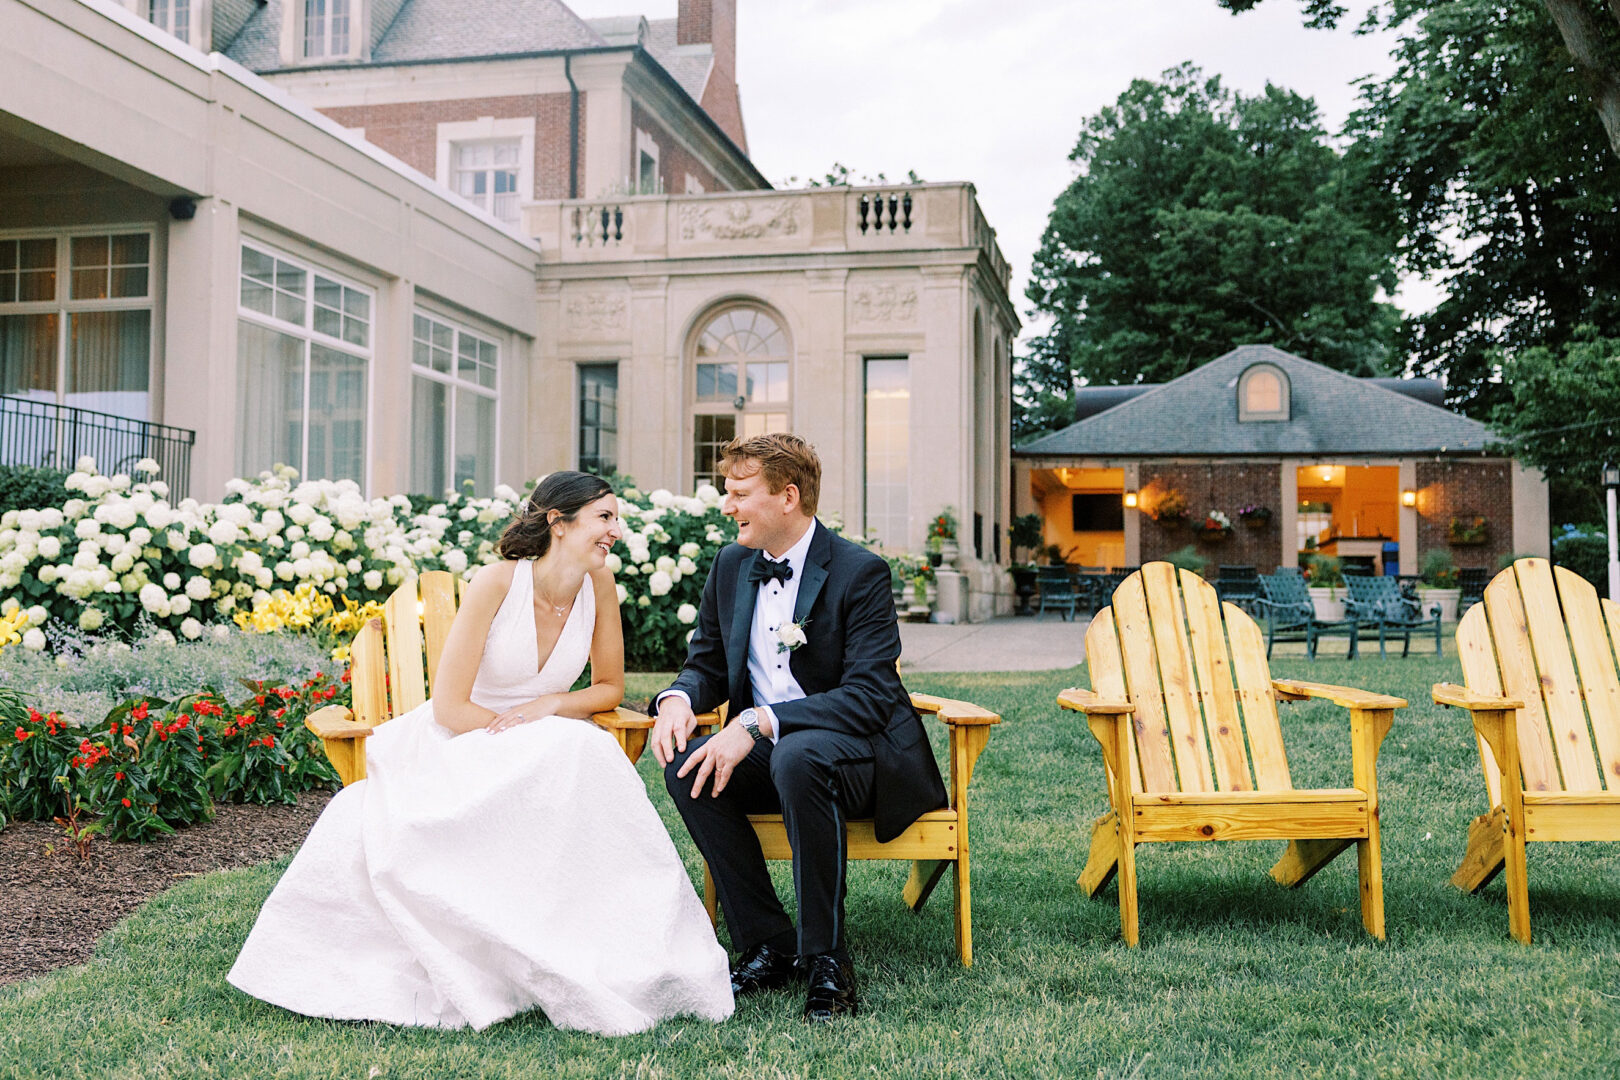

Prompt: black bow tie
[{"left": 748, "top": 557, "right": 794, "bottom": 587}]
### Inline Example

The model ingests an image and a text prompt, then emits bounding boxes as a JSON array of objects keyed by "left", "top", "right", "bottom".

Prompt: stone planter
[
  {"left": 1418, "top": 587, "right": 1460, "bottom": 623},
  {"left": 1309, "top": 587, "right": 1344, "bottom": 622}
]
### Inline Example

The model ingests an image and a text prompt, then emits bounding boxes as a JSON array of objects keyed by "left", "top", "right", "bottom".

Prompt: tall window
[
  {"left": 578, "top": 364, "right": 618, "bottom": 475},
  {"left": 303, "top": 0, "right": 351, "bottom": 58},
  {"left": 635, "top": 129, "right": 660, "bottom": 195},
  {"left": 453, "top": 142, "right": 522, "bottom": 226},
  {"left": 864, "top": 358, "right": 909, "bottom": 549},
  {"left": 237, "top": 243, "right": 370, "bottom": 484},
  {"left": 691, "top": 307, "right": 789, "bottom": 489},
  {"left": 410, "top": 311, "right": 498, "bottom": 496},
  {"left": 147, "top": 0, "right": 191, "bottom": 44},
  {"left": 0, "top": 231, "right": 153, "bottom": 422}
]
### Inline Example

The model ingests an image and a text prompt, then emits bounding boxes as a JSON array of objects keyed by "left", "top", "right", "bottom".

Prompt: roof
[
  {"left": 226, "top": 0, "right": 608, "bottom": 71},
  {"left": 1018, "top": 345, "right": 1499, "bottom": 458},
  {"left": 583, "top": 16, "right": 711, "bottom": 103}
]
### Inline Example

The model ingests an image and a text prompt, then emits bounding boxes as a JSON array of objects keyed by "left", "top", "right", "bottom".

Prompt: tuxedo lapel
[
  {"left": 792, "top": 522, "right": 832, "bottom": 626},
  {"left": 728, "top": 550, "right": 760, "bottom": 707}
]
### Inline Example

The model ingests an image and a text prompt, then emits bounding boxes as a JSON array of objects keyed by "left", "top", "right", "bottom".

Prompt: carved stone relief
[
  {"left": 849, "top": 282, "right": 919, "bottom": 325},
  {"left": 678, "top": 199, "right": 802, "bottom": 241},
  {"left": 564, "top": 292, "right": 628, "bottom": 334}
]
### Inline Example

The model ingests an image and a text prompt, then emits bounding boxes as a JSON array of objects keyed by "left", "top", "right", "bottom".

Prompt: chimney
[{"left": 678, "top": 0, "right": 748, "bottom": 155}]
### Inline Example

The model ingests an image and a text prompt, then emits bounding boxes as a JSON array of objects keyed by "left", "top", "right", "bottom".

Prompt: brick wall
[
  {"left": 318, "top": 93, "right": 582, "bottom": 201},
  {"left": 1414, "top": 459, "right": 1515, "bottom": 570},
  {"left": 1137, "top": 462, "right": 1284, "bottom": 576},
  {"left": 676, "top": 0, "right": 747, "bottom": 153},
  {"left": 631, "top": 101, "right": 724, "bottom": 194}
]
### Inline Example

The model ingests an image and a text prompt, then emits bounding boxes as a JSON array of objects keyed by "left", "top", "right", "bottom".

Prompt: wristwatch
[{"left": 736, "top": 707, "right": 766, "bottom": 743}]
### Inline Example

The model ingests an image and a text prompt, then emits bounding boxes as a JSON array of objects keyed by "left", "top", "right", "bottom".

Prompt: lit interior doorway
[
  {"left": 1027, "top": 466, "right": 1125, "bottom": 567},
  {"left": 1296, "top": 464, "right": 1400, "bottom": 574}
]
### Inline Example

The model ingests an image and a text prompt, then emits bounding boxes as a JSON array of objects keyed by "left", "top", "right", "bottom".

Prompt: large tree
[
  {"left": 1218, "top": 0, "right": 1620, "bottom": 159},
  {"left": 1017, "top": 65, "right": 1401, "bottom": 440}
]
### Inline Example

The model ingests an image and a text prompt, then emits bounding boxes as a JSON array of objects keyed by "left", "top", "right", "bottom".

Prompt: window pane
[
  {"left": 313, "top": 304, "right": 341, "bottom": 339},
  {"left": 410, "top": 376, "right": 448, "bottom": 496},
  {"left": 306, "top": 344, "right": 366, "bottom": 483},
  {"left": 68, "top": 310, "right": 150, "bottom": 420},
  {"left": 110, "top": 266, "right": 149, "bottom": 299},
  {"left": 241, "top": 277, "right": 273, "bottom": 316},
  {"left": 71, "top": 268, "right": 109, "bottom": 301},
  {"left": 70, "top": 235, "right": 108, "bottom": 270},
  {"left": 0, "top": 313, "right": 59, "bottom": 401},
  {"left": 343, "top": 287, "right": 368, "bottom": 319},
  {"left": 864, "top": 358, "right": 909, "bottom": 550},
  {"left": 236, "top": 320, "right": 304, "bottom": 478},
  {"left": 274, "top": 290, "right": 306, "bottom": 326},
  {"left": 692, "top": 413, "right": 736, "bottom": 489},
  {"left": 314, "top": 276, "right": 342, "bottom": 313},
  {"left": 578, "top": 364, "right": 617, "bottom": 474},
  {"left": 242, "top": 247, "right": 274, "bottom": 284},
  {"left": 275, "top": 261, "right": 306, "bottom": 297},
  {"left": 454, "top": 390, "right": 494, "bottom": 495},
  {"left": 111, "top": 234, "right": 149, "bottom": 265}
]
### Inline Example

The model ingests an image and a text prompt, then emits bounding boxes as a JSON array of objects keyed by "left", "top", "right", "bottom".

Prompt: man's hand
[
  {"left": 676, "top": 720, "right": 754, "bottom": 798},
  {"left": 652, "top": 695, "right": 698, "bottom": 767}
]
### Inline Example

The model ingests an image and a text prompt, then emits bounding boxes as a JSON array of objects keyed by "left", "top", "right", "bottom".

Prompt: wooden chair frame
[
  {"left": 693, "top": 678, "right": 1001, "bottom": 967},
  {"left": 1060, "top": 562, "right": 1405, "bottom": 946},
  {"left": 305, "top": 571, "right": 653, "bottom": 786},
  {"left": 1433, "top": 557, "right": 1620, "bottom": 944}
]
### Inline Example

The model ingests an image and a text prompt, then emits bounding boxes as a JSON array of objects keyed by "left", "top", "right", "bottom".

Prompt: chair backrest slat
[
  {"left": 1481, "top": 565, "right": 1567, "bottom": 792},
  {"left": 1603, "top": 598, "right": 1620, "bottom": 788},
  {"left": 1513, "top": 560, "right": 1601, "bottom": 791},
  {"left": 1179, "top": 567, "right": 1253, "bottom": 791},
  {"left": 1455, "top": 602, "right": 1506, "bottom": 806},
  {"left": 420, "top": 571, "right": 459, "bottom": 693},
  {"left": 349, "top": 618, "right": 390, "bottom": 727},
  {"left": 384, "top": 578, "right": 429, "bottom": 716},
  {"left": 1084, "top": 609, "right": 1147, "bottom": 792},
  {"left": 1139, "top": 563, "right": 1215, "bottom": 793},
  {"left": 1224, "top": 599, "right": 1293, "bottom": 790},
  {"left": 1555, "top": 567, "right": 1620, "bottom": 791},
  {"left": 1107, "top": 574, "right": 1182, "bottom": 792}
]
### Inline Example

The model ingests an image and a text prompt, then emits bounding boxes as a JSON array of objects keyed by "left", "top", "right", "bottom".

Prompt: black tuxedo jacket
[{"left": 662, "top": 521, "right": 948, "bottom": 842}]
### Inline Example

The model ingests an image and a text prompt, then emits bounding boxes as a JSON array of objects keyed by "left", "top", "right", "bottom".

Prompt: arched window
[
  {"left": 1238, "top": 363, "right": 1289, "bottom": 421},
  {"left": 691, "top": 305, "right": 791, "bottom": 488}
]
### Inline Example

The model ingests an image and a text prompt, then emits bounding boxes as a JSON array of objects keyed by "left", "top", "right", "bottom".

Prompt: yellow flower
[
  {"left": 234, "top": 583, "right": 335, "bottom": 635},
  {"left": 330, "top": 644, "right": 351, "bottom": 663},
  {"left": 325, "top": 595, "right": 386, "bottom": 637},
  {"left": 0, "top": 608, "right": 28, "bottom": 650}
]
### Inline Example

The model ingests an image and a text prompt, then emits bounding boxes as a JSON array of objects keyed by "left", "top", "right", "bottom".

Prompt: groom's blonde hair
[{"left": 718, "top": 433, "right": 820, "bottom": 517}]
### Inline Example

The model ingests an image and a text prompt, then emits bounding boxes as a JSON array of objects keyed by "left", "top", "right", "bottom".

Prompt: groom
[{"left": 652, "top": 433, "right": 946, "bottom": 1022}]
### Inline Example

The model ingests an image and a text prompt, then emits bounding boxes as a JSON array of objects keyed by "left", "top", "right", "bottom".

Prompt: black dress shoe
[
  {"left": 802, "top": 952, "right": 858, "bottom": 1022},
  {"left": 729, "top": 942, "right": 800, "bottom": 996}
]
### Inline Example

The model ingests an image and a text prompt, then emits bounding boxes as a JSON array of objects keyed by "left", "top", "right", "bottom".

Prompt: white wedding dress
[{"left": 228, "top": 561, "right": 734, "bottom": 1035}]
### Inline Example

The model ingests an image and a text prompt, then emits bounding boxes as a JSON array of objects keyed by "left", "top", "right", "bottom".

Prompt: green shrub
[
  {"left": 1419, "top": 549, "right": 1458, "bottom": 587},
  {"left": 1305, "top": 553, "right": 1344, "bottom": 588},
  {"left": 0, "top": 466, "right": 67, "bottom": 516},
  {"left": 1164, "top": 544, "right": 1207, "bottom": 577},
  {"left": 1553, "top": 524, "right": 1608, "bottom": 588},
  {"left": 0, "top": 693, "right": 71, "bottom": 822}
]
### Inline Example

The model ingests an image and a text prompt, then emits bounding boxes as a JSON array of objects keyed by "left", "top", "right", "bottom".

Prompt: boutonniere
[{"left": 772, "top": 619, "right": 809, "bottom": 654}]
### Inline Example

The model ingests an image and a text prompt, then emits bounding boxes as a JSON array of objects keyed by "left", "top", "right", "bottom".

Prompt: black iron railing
[{"left": 0, "top": 396, "right": 195, "bottom": 498}]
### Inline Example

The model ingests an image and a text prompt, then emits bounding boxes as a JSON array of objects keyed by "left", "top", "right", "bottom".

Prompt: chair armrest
[
  {"left": 694, "top": 709, "right": 724, "bottom": 735},
  {"left": 1055, "top": 687, "right": 1135, "bottom": 715},
  {"left": 305, "top": 704, "right": 373, "bottom": 740},
  {"left": 1432, "top": 683, "right": 1523, "bottom": 711},
  {"left": 590, "top": 707, "right": 655, "bottom": 731},
  {"left": 1271, "top": 679, "right": 1407, "bottom": 710},
  {"left": 911, "top": 692, "right": 1001, "bottom": 726}
]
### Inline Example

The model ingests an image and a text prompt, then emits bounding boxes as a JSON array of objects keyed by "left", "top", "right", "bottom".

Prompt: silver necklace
[{"left": 538, "top": 591, "right": 569, "bottom": 617}]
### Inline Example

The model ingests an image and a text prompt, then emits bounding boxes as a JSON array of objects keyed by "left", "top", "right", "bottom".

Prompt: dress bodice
[{"left": 468, "top": 559, "right": 595, "bottom": 713}]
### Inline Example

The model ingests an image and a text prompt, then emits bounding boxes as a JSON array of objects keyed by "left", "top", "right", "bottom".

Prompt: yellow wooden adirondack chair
[
  {"left": 1433, "top": 557, "right": 1620, "bottom": 944},
  {"left": 305, "top": 571, "right": 654, "bottom": 786},
  {"left": 692, "top": 676, "right": 1002, "bottom": 967},
  {"left": 1059, "top": 562, "right": 1406, "bottom": 945}
]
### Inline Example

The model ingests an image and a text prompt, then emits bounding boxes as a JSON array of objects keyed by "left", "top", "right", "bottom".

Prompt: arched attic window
[{"left": 1238, "top": 363, "right": 1289, "bottom": 422}]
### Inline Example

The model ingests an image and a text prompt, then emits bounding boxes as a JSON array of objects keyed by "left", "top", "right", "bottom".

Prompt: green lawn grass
[{"left": 3, "top": 657, "right": 1618, "bottom": 1079}]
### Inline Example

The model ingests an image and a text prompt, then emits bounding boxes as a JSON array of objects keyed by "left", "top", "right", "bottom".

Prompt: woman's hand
[{"left": 487, "top": 695, "right": 563, "bottom": 734}]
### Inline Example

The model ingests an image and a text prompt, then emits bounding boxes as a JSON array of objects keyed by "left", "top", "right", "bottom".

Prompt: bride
[{"left": 228, "top": 472, "right": 734, "bottom": 1035}]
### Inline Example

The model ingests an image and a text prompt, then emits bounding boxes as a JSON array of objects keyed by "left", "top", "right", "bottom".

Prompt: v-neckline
[{"left": 529, "top": 562, "right": 580, "bottom": 677}]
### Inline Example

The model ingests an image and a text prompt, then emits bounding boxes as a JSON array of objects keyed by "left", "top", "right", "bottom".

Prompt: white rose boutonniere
[{"left": 773, "top": 619, "right": 809, "bottom": 654}]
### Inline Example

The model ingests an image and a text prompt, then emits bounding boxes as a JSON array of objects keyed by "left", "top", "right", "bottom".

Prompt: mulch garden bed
[{"left": 0, "top": 790, "right": 332, "bottom": 986}]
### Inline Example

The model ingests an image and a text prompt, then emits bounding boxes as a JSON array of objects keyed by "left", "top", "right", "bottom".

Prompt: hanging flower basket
[
  {"left": 1196, "top": 510, "right": 1233, "bottom": 543},
  {"left": 1238, "top": 504, "right": 1273, "bottom": 529},
  {"left": 1448, "top": 515, "right": 1489, "bottom": 546}
]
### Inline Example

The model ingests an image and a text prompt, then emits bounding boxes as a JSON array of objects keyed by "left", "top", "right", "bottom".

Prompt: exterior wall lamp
[
  {"left": 1604, "top": 463, "right": 1620, "bottom": 488},
  {"left": 1123, "top": 491, "right": 1138, "bottom": 509},
  {"left": 1401, "top": 489, "right": 1417, "bottom": 508}
]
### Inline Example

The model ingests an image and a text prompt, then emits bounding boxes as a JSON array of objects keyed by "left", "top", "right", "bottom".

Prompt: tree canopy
[{"left": 1017, "top": 64, "right": 1401, "bottom": 440}]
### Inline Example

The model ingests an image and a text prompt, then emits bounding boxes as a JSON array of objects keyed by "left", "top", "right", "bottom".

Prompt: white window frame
[
  {"left": 435, "top": 117, "right": 535, "bottom": 225},
  {"left": 1237, "top": 362, "right": 1290, "bottom": 422},
  {"left": 235, "top": 238, "right": 375, "bottom": 490},
  {"left": 0, "top": 225, "right": 157, "bottom": 421},
  {"left": 634, "top": 128, "right": 661, "bottom": 195},
  {"left": 301, "top": 0, "right": 354, "bottom": 60},
  {"left": 575, "top": 362, "right": 618, "bottom": 476},
  {"left": 410, "top": 307, "right": 501, "bottom": 496},
  {"left": 145, "top": 0, "right": 194, "bottom": 45},
  {"left": 684, "top": 173, "right": 705, "bottom": 195}
]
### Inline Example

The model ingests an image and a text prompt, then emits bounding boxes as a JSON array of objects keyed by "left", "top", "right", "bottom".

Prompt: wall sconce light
[
  {"left": 1123, "top": 490, "right": 1139, "bottom": 509},
  {"left": 1401, "top": 489, "right": 1417, "bottom": 508}
]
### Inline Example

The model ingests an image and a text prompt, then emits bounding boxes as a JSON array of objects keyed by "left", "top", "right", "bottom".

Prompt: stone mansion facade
[{"left": 0, "top": 0, "right": 1019, "bottom": 617}]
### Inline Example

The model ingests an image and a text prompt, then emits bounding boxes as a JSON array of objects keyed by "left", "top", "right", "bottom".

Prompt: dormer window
[
  {"left": 1238, "top": 363, "right": 1289, "bottom": 422},
  {"left": 304, "top": 0, "right": 352, "bottom": 59}
]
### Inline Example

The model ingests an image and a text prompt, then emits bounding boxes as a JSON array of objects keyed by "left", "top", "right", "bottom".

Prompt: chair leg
[
  {"left": 903, "top": 859, "right": 950, "bottom": 913},
  {"left": 1270, "top": 838, "right": 1353, "bottom": 888},
  {"left": 1358, "top": 831, "right": 1386, "bottom": 940},
  {"left": 1378, "top": 624, "right": 1388, "bottom": 660},
  {"left": 1118, "top": 831, "right": 1140, "bottom": 946},
  {"left": 953, "top": 848, "right": 973, "bottom": 966},
  {"left": 1503, "top": 800, "right": 1532, "bottom": 945},
  {"left": 1450, "top": 806, "right": 1507, "bottom": 893},
  {"left": 1078, "top": 811, "right": 1121, "bottom": 896}
]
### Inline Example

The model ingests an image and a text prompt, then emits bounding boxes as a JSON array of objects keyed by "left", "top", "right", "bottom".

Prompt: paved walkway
[{"left": 898, "top": 614, "right": 1090, "bottom": 673}]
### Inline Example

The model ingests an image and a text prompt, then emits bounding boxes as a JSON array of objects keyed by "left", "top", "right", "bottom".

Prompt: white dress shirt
[{"left": 660, "top": 519, "right": 816, "bottom": 743}]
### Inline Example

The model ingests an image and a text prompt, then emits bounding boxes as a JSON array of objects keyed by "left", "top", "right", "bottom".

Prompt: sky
[{"left": 562, "top": 0, "right": 1432, "bottom": 346}]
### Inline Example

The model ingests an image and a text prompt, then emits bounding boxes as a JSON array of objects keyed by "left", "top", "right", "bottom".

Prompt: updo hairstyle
[{"left": 495, "top": 471, "right": 613, "bottom": 560}]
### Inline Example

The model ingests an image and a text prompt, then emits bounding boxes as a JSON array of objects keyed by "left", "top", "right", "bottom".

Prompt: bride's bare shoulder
[
  {"left": 588, "top": 564, "right": 619, "bottom": 607},
  {"left": 463, "top": 559, "right": 520, "bottom": 605}
]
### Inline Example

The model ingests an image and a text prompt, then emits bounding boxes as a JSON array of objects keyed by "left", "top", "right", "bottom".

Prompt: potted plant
[
  {"left": 1196, "top": 509, "right": 1233, "bottom": 543},
  {"left": 1419, "top": 549, "right": 1462, "bottom": 622},
  {"left": 909, "top": 559, "right": 936, "bottom": 620},
  {"left": 927, "top": 507, "right": 959, "bottom": 566},
  {"left": 1146, "top": 487, "right": 1189, "bottom": 527},
  {"left": 1304, "top": 553, "right": 1346, "bottom": 620},
  {"left": 1238, "top": 503, "right": 1273, "bottom": 528},
  {"left": 1008, "top": 513, "right": 1044, "bottom": 614},
  {"left": 1448, "top": 515, "right": 1489, "bottom": 546}
]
